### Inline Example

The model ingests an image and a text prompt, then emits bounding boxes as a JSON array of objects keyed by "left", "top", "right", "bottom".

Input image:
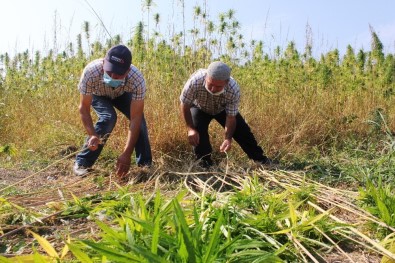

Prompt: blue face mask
[{"left": 103, "top": 72, "right": 125, "bottom": 88}]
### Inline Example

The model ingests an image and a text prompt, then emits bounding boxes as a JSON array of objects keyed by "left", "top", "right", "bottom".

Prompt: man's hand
[
  {"left": 87, "top": 135, "right": 100, "bottom": 151},
  {"left": 220, "top": 138, "right": 232, "bottom": 152},
  {"left": 180, "top": 103, "right": 200, "bottom": 147},
  {"left": 116, "top": 153, "right": 131, "bottom": 177},
  {"left": 188, "top": 128, "right": 200, "bottom": 146}
]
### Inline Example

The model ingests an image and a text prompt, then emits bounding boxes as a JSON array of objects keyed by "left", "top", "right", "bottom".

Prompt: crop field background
[{"left": 1, "top": 3, "right": 395, "bottom": 262}]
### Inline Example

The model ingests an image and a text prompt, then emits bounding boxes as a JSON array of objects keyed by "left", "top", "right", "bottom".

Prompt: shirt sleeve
[
  {"left": 78, "top": 66, "right": 94, "bottom": 95},
  {"left": 225, "top": 80, "right": 241, "bottom": 116},
  {"left": 180, "top": 78, "right": 196, "bottom": 105},
  {"left": 128, "top": 67, "right": 146, "bottom": 100}
]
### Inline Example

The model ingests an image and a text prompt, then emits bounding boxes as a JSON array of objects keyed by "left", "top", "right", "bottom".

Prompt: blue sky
[{"left": 1, "top": 0, "right": 394, "bottom": 57}]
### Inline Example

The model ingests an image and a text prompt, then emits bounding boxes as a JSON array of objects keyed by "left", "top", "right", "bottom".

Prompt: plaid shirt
[
  {"left": 78, "top": 59, "right": 146, "bottom": 100},
  {"left": 180, "top": 69, "right": 240, "bottom": 116}
]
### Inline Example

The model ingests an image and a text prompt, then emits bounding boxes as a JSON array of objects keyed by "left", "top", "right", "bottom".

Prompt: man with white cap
[
  {"left": 73, "top": 44, "right": 152, "bottom": 176},
  {"left": 180, "top": 61, "right": 275, "bottom": 167}
]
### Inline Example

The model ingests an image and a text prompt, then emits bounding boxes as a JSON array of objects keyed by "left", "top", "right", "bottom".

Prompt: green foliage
[
  {"left": 1, "top": 5, "right": 395, "bottom": 164},
  {"left": 359, "top": 178, "right": 395, "bottom": 229},
  {"left": 0, "top": 144, "right": 16, "bottom": 157},
  {"left": 0, "top": 197, "right": 43, "bottom": 225},
  {"left": 46, "top": 179, "right": 353, "bottom": 262},
  {"left": 370, "top": 25, "right": 385, "bottom": 65},
  {"left": 1, "top": 6, "right": 395, "bottom": 261},
  {"left": 61, "top": 193, "right": 98, "bottom": 219}
]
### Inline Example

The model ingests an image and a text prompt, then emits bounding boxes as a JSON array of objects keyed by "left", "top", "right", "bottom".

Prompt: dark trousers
[
  {"left": 76, "top": 93, "right": 152, "bottom": 167},
  {"left": 190, "top": 107, "right": 266, "bottom": 164}
]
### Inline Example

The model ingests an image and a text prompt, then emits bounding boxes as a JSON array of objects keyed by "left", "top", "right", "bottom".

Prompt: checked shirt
[
  {"left": 180, "top": 69, "right": 240, "bottom": 116},
  {"left": 78, "top": 59, "right": 146, "bottom": 100}
]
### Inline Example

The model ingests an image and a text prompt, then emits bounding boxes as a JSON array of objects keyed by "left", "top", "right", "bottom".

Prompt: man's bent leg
[
  {"left": 113, "top": 93, "right": 152, "bottom": 166},
  {"left": 134, "top": 116, "right": 152, "bottom": 166},
  {"left": 215, "top": 112, "right": 267, "bottom": 162},
  {"left": 232, "top": 114, "right": 267, "bottom": 162},
  {"left": 75, "top": 95, "right": 117, "bottom": 168},
  {"left": 191, "top": 107, "right": 213, "bottom": 166}
]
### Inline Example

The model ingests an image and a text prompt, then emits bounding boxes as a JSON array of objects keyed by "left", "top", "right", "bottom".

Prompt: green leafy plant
[{"left": 359, "top": 178, "right": 395, "bottom": 228}]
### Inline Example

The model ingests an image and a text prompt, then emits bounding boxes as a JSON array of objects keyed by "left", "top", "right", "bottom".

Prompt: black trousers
[{"left": 190, "top": 107, "right": 266, "bottom": 164}]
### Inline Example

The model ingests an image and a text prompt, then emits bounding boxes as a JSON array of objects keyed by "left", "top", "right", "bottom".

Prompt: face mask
[
  {"left": 103, "top": 72, "right": 125, "bottom": 88},
  {"left": 205, "top": 84, "right": 225, "bottom": 96}
]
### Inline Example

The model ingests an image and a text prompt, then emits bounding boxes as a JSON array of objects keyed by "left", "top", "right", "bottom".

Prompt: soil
[
  {"left": 0, "top": 164, "right": 154, "bottom": 257},
  {"left": 0, "top": 166, "right": 384, "bottom": 262}
]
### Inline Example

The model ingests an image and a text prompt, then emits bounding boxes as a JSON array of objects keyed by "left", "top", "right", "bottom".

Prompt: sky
[{"left": 1, "top": 0, "right": 395, "bottom": 58}]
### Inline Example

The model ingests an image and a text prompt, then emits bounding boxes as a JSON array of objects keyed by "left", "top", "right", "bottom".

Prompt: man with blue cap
[
  {"left": 73, "top": 44, "right": 152, "bottom": 176},
  {"left": 180, "top": 61, "right": 275, "bottom": 167}
]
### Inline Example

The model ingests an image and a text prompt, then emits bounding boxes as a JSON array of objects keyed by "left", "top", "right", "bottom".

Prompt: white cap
[{"left": 207, "top": 61, "right": 231, "bottom": 80}]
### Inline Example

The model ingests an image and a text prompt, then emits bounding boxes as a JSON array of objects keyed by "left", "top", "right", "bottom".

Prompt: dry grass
[
  {"left": 0, "top": 160, "right": 389, "bottom": 262},
  {"left": 2, "top": 51, "right": 395, "bottom": 164}
]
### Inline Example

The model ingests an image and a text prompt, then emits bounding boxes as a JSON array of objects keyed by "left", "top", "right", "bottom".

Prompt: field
[{"left": 1, "top": 6, "right": 395, "bottom": 262}]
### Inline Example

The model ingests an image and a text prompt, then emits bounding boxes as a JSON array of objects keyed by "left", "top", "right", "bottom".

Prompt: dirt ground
[
  {"left": 0, "top": 166, "right": 384, "bottom": 262},
  {"left": 0, "top": 164, "right": 156, "bottom": 257}
]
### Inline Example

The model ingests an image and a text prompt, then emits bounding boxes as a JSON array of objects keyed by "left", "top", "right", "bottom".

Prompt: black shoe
[
  {"left": 256, "top": 157, "right": 280, "bottom": 169},
  {"left": 138, "top": 163, "right": 152, "bottom": 168},
  {"left": 198, "top": 158, "right": 214, "bottom": 169}
]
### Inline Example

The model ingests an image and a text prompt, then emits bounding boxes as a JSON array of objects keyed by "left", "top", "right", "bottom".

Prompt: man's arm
[
  {"left": 180, "top": 103, "right": 199, "bottom": 146},
  {"left": 116, "top": 99, "right": 144, "bottom": 176},
  {"left": 180, "top": 102, "right": 195, "bottom": 130},
  {"left": 220, "top": 115, "right": 236, "bottom": 152},
  {"left": 79, "top": 94, "right": 100, "bottom": 150}
]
